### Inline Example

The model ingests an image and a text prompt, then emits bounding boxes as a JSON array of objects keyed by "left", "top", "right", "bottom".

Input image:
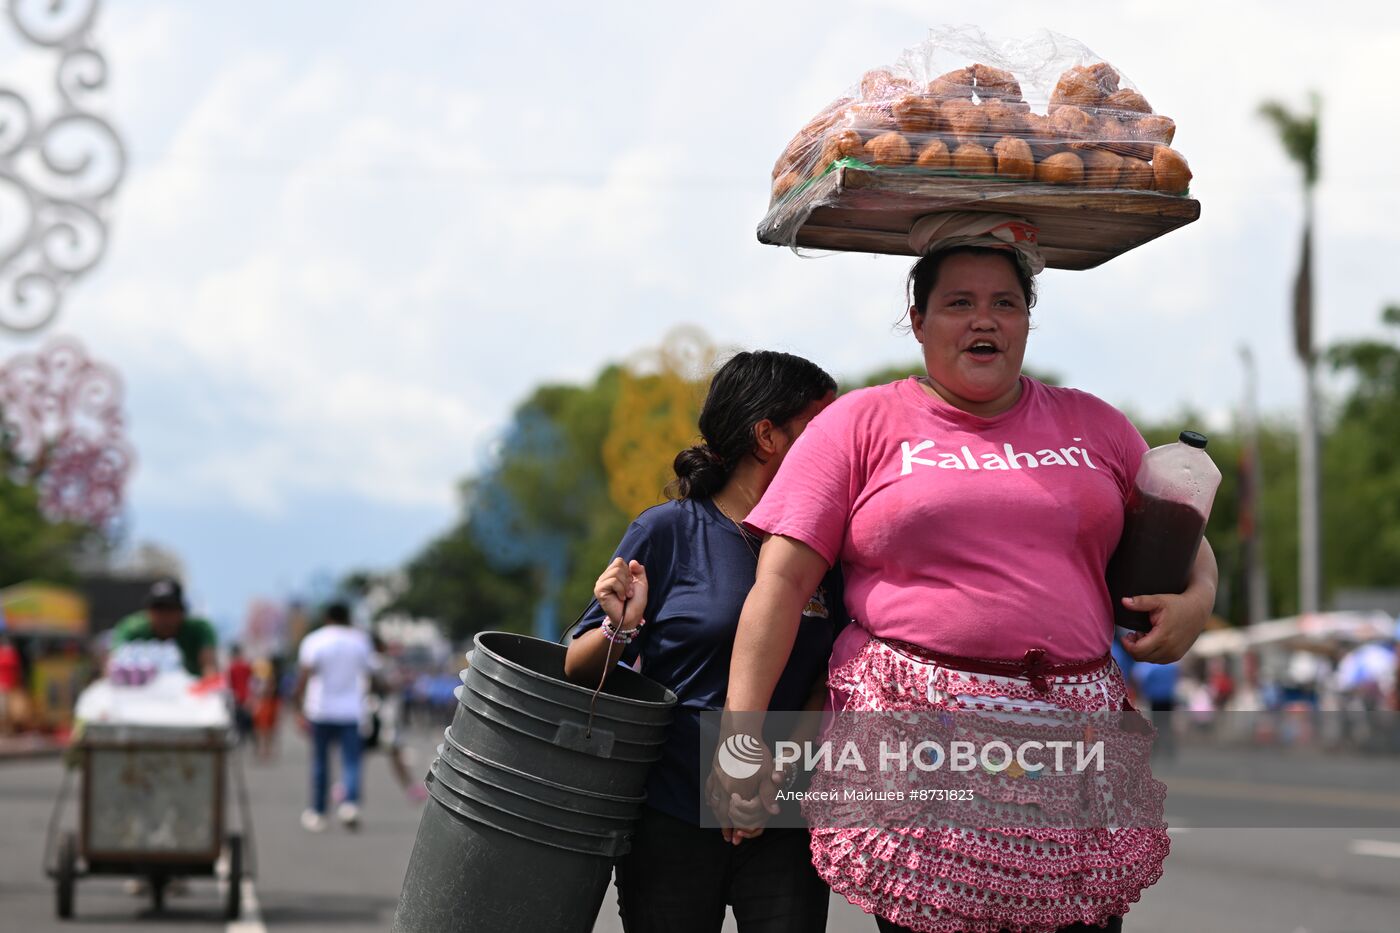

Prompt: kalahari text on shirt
[{"left": 899, "top": 439, "right": 1099, "bottom": 475}]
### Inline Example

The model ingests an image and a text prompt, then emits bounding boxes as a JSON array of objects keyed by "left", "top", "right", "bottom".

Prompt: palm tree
[{"left": 1258, "top": 94, "right": 1320, "bottom": 615}]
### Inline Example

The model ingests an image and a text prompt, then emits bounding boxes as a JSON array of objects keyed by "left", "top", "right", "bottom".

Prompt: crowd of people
[
  {"left": 83, "top": 579, "right": 452, "bottom": 835},
  {"left": 1118, "top": 640, "right": 1400, "bottom": 755}
]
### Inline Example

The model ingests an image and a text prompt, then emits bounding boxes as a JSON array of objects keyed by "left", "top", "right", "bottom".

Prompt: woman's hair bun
[{"left": 668, "top": 444, "right": 727, "bottom": 500}]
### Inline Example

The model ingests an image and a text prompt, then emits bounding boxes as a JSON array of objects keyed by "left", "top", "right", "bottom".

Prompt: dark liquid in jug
[{"left": 1108, "top": 489, "right": 1207, "bottom": 631}]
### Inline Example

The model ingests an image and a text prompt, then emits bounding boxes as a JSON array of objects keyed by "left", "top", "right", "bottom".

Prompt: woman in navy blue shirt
[{"left": 565, "top": 350, "right": 841, "bottom": 933}]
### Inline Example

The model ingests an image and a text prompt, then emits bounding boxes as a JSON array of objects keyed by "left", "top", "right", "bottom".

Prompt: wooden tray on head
[{"left": 757, "top": 167, "right": 1201, "bottom": 270}]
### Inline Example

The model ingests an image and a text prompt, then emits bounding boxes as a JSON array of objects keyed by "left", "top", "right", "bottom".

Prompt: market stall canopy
[
  {"left": 1335, "top": 642, "right": 1398, "bottom": 692},
  {"left": 1190, "top": 611, "right": 1397, "bottom": 658},
  {"left": 0, "top": 582, "right": 89, "bottom": 636}
]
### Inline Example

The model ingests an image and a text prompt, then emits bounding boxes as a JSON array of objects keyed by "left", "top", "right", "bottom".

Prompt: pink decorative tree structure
[{"left": 0, "top": 337, "right": 133, "bottom": 530}]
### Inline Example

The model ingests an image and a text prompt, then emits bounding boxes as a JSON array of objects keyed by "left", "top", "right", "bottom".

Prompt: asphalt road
[
  {"left": 3, "top": 729, "right": 1398, "bottom": 933},
  {"left": 0, "top": 723, "right": 439, "bottom": 933}
]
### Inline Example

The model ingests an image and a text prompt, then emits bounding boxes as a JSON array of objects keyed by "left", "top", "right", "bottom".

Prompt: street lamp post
[
  {"left": 1258, "top": 94, "right": 1322, "bottom": 616},
  {"left": 1237, "top": 346, "right": 1268, "bottom": 626}
]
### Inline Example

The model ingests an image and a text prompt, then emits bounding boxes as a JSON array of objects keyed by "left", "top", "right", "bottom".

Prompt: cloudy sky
[{"left": 2, "top": 1, "right": 1396, "bottom": 631}]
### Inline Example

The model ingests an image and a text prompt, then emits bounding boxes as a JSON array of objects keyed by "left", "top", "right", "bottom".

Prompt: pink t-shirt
[{"left": 746, "top": 376, "right": 1147, "bottom": 671}]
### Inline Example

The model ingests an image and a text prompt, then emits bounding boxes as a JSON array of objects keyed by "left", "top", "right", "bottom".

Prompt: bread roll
[
  {"left": 818, "top": 129, "right": 865, "bottom": 167},
  {"left": 1098, "top": 116, "right": 1154, "bottom": 161},
  {"left": 1079, "top": 149, "right": 1123, "bottom": 187},
  {"left": 1136, "top": 115, "right": 1176, "bottom": 146},
  {"left": 1102, "top": 88, "right": 1152, "bottom": 116},
  {"left": 1050, "top": 62, "right": 1120, "bottom": 111},
  {"left": 772, "top": 98, "right": 851, "bottom": 178},
  {"left": 1050, "top": 105, "right": 1098, "bottom": 148},
  {"left": 1035, "top": 151, "right": 1084, "bottom": 185},
  {"left": 864, "top": 132, "right": 913, "bottom": 166},
  {"left": 861, "top": 69, "right": 913, "bottom": 100},
  {"left": 892, "top": 94, "right": 942, "bottom": 134},
  {"left": 842, "top": 99, "right": 898, "bottom": 134},
  {"left": 972, "top": 63, "right": 1022, "bottom": 100},
  {"left": 941, "top": 99, "right": 988, "bottom": 140},
  {"left": 928, "top": 67, "right": 976, "bottom": 100},
  {"left": 1020, "top": 112, "right": 1061, "bottom": 159},
  {"left": 953, "top": 142, "right": 995, "bottom": 176},
  {"left": 1117, "top": 156, "right": 1155, "bottom": 190},
  {"left": 993, "top": 137, "right": 1034, "bottom": 180},
  {"left": 914, "top": 138, "right": 952, "bottom": 170},
  {"left": 772, "top": 171, "right": 802, "bottom": 201},
  {"left": 981, "top": 99, "right": 1028, "bottom": 136},
  {"left": 1152, "top": 145, "right": 1192, "bottom": 194}
]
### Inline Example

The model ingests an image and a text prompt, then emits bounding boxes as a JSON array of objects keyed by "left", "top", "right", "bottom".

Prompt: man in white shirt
[{"left": 295, "top": 603, "right": 378, "bottom": 831}]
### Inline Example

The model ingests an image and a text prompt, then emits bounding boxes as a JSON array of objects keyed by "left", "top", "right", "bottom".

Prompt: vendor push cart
[{"left": 43, "top": 722, "right": 255, "bottom": 920}]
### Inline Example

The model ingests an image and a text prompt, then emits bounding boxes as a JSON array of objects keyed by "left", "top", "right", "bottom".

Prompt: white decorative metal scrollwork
[{"left": 0, "top": 0, "right": 125, "bottom": 334}]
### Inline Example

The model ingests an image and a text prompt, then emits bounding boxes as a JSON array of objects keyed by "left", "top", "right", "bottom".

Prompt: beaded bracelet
[
  {"left": 601, "top": 615, "right": 645, "bottom": 645},
  {"left": 600, "top": 617, "right": 629, "bottom": 644}
]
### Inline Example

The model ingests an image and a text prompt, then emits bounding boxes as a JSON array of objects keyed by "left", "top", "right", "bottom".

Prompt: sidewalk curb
[{"left": 0, "top": 739, "right": 68, "bottom": 761}]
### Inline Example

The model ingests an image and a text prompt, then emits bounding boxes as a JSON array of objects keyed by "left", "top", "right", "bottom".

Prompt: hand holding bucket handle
[
  {"left": 596, "top": 559, "right": 648, "bottom": 634},
  {"left": 584, "top": 561, "right": 648, "bottom": 737}
]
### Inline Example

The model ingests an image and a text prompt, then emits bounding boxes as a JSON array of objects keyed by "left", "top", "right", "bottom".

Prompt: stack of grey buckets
[{"left": 392, "top": 631, "right": 677, "bottom": 933}]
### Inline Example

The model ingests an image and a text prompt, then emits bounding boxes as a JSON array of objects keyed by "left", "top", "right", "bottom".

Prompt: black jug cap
[{"left": 1179, "top": 430, "right": 1208, "bottom": 449}]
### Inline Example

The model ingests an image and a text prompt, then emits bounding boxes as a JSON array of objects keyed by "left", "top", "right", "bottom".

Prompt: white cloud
[{"left": 75, "top": 52, "right": 499, "bottom": 515}]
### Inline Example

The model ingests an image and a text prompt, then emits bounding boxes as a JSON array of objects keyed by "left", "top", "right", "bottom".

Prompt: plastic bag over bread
[{"left": 766, "top": 26, "right": 1192, "bottom": 209}]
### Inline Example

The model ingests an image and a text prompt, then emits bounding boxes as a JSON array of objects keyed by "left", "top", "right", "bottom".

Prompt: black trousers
[
  {"left": 876, "top": 915, "right": 1123, "bottom": 933},
  {"left": 613, "top": 805, "right": 830, "bottom": 933}
]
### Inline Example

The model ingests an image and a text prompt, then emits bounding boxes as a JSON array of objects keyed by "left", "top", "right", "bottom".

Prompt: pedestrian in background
[
  {"left": 0, "top": 633, "right": 23, "bottom": 734},
  {"left": 227, "top": 644, "right": 254, "bottom": 743},
  {"left": 295, "top": 603, "right": 378, "bottom": 832},
  {"left": 110, "top": 579, "right": 218, "bottom": 678},
  {"left": 370, "top": 633, "right": 429, "bottom": 803},
  {"left": 1134, "top": 660, "right": 1181, "bottom": 760},
  {"left": 334, "top": 634, "right": 429, "bottom": 806},
  {"left": 251, "top": 657, "right": 282, "bottom": 762}
]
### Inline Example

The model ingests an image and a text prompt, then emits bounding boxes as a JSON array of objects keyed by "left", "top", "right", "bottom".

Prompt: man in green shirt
[{"left": 110, "top": 579, "right": 218, "bottom": 678}]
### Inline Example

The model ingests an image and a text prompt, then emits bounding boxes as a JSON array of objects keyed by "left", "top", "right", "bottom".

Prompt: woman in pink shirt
[{"left": 711, "top": 216, "right": 1218, "bottom": 933}]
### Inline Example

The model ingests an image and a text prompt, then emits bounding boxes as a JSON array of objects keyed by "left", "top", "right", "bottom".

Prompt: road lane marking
[
  {"left": 1350, "top": 839, "right": 1400, "bottom": 859},
  {"left": 226, "top": 880, "right": 265, "bottom": 933},
  {"left": 1164, "top": 776, "right": 1400, "bottom": 813}
]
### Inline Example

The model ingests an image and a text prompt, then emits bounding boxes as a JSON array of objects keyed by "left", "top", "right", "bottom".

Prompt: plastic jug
[{"left": 1108, "top": 431, "right": 1221, "bottom": 632}]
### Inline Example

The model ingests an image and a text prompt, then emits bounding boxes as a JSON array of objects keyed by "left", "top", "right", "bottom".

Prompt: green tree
[
  {"left": 388, "top": 527, "right": 537, "bottom": 641},
  {"left": 490, "top": 370, "right": 633, "bottom": 629},
  {"left": 0, "top": 425, "right": 87, "bottom": 586},
  {"left": 1135, "top": 412, "right": 1299, "bottom": 624},
  {"left": 1322, "top": 305, "right": 1400, "bottom": 594},
  {"left": 388, "top": 369, "right": 630, "bottom": 641}
]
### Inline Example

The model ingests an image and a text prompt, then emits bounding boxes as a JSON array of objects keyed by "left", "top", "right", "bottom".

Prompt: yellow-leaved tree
[{"left": 602, "top": 327, "right": 725, "bottom": 519}]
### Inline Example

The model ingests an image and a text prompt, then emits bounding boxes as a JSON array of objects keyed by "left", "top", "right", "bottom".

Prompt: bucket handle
[
  {"left": 559, "top": 593, "right": 640, "bottom": 741},
  {"left": 584, "top": 594, "right": 633, "bottom": 740},
  {"left": 555, "top": 598, "right": 599, "bottom": 646}
]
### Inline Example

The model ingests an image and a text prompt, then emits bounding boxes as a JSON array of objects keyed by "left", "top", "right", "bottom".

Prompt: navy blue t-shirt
[{"left": 576, "top": 497, "right": 845, "bottom": 825}]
